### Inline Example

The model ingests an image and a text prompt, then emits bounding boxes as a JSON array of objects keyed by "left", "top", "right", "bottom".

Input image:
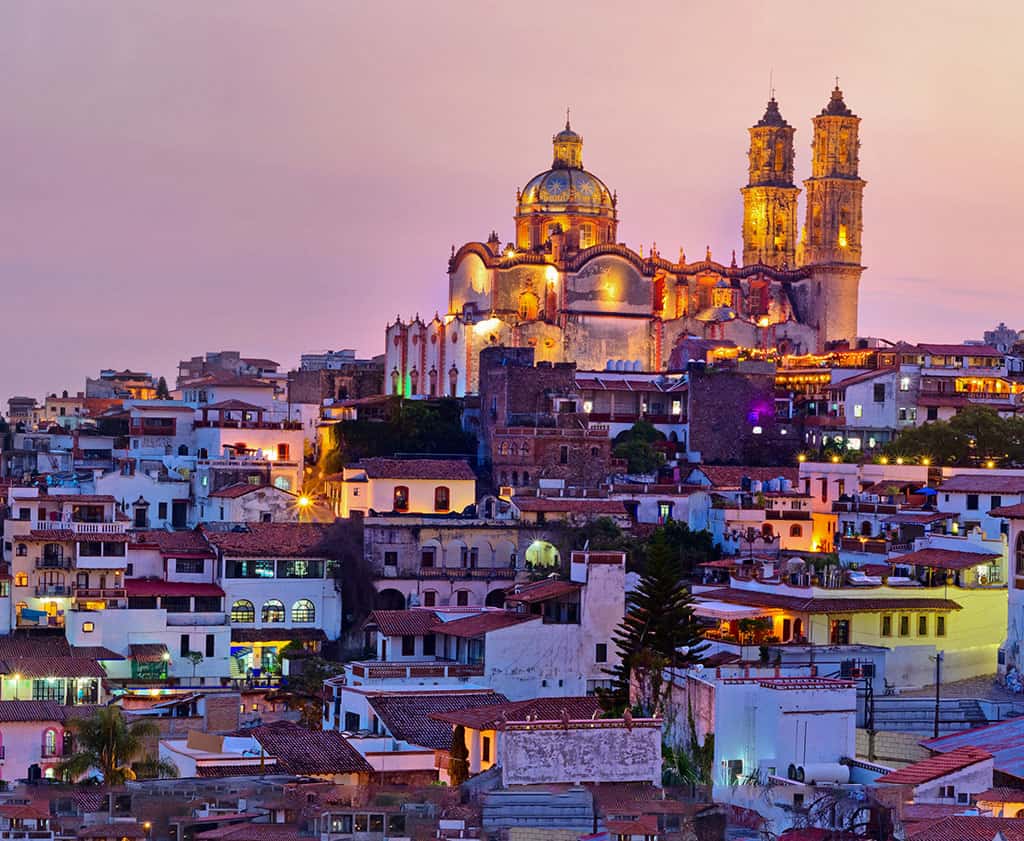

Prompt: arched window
[
  {"left": 15, "top": 544, "right": 27, "bottom": 557},
  {"left": 231, "top": 599, "right": 255, "bottom": 623},
  {"left": 522, "top": 471, "right": 530, "bottom": 485},
  {"left": 14, "top": 602, "right": 26, "bottom": 620},
  {"left": 291, "top": 599, "right": 315, "bottom": 623},
  {"left": 44, "top": 729, "right": 57, "bottom": 757},
  {"left": 511, "top": 471, "right": 519, "bottom": 486},
  {"left": 14, "top": 572, "right": 28, "bottom": 588},
  {"left": 861, "top": 521, "right": 872, "bottom": 537},
  {"left": 262, "top": 599, "right": 285, "bottom": 623},
  {"left": 1016, "top": 533, "right": 1024, "bottom": 576},
  {"left": 434, "top": 486, "right": 451, "bottom": 513},
  {"left": 789, "top": 524, "right": 803, "bottom": 538},
  {"left": 761, "top": 523, "right": 774, "bottom": 539},
  {"left": 393, "top": 486, "right": 410, "bottom": 512},
  {"left": 518, "top": 292, "right": 539, "bottom": 321}
]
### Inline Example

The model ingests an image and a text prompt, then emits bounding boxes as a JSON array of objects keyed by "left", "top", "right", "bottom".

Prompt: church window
[
  {"left": 580, "top": 224, "right": 595, "bottom": 249},
  {"left": 518, "top": 292, "right": 539, "bottom": 321},
  {"left": 712, "top": 285, "right": 732, "bottom": 308}
]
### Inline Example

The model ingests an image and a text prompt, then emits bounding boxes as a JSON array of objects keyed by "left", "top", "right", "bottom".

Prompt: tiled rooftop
[
  {"left": 369, "top": 691, "right": 509, "bottom": 749},
  {"left": 202, "top": 522, "right": 334, "bottom": 557},
  {"left": 874, "top": 745, "right": 991, "bottom": 785},
  {"left": 351, "top": 458, "right": 476, "bottom": 481}
]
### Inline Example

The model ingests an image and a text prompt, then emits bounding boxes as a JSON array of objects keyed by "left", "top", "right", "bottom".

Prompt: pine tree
[
  {"left": 600, "top": 531, "right": 707, "bottom": 716},
  {"left": 155, "top": 376, "right": 170, "bottom": 399},
  {"left": 448, "top": 724, "right": 470, "bottom": 786}
]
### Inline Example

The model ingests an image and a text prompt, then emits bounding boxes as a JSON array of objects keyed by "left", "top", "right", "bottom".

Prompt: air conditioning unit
[{"left": 500, "top": 486, "right": 514, "bottom": 498}]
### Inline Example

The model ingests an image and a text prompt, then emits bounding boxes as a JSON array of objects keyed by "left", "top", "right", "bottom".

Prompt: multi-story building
[
  {"left": 85, "top": 369, "right": 158, "bottom": 401},
  {"left": 324, "top": 458, "right": 477, "bottom": 519},
  {"left": 176, "top": 351, "right": 281, "bottom": 389}
]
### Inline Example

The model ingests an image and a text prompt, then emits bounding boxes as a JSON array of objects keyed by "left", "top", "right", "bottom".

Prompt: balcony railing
[
  {"left": 832, "top": 501, "right": 899, "bottom": 515},
  {"left": 35, "top": 585, "right": 71, "bottom": 597},
  {"left": 0, "top": 831, "right": 55, "bottom": 841},
  {"left": 765, "top": 511, "right": 812, "bottom": 521},
  {"left": 34, "top": 557, "right": 71, "bottom": 570},
  {"left": 166, "top": 612, "right": 227, "bottom": 626},
  {"left": 73, "top": 587, "right": 127, "bottom": 599},
  {"left": 417, "top": 567, "right": 518, "bottom": 580},
  {"left": 26, "top": 520, "right": 127, "bottom": 535},
  {"left": 347, "top": 660, "right": 484, "bottom": 680}
]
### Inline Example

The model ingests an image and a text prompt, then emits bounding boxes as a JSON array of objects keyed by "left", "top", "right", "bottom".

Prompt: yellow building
[{"left": 325, "top": 458, "right": 477, "bottom": 518}]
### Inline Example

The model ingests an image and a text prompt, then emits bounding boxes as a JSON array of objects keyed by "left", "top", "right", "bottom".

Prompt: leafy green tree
[
  {"left": 600, "top": 532, "right": 708, "bottom": 716},
  {"left": 185, "top": 651, "right": 204, "bottom": 679},
  {"left": 613, "top": 421, "right": 667, "bottom": 474},
  {"left": 884, "top": 405, "right": 1024, "bottom": 466},
  {"left": 155, "top": 376, "right": 171, "bottom": 399},
  {"left": 57, "top": 706, "right": 177, "bottom": 784},
  {"left": 273, "top": 654, "right": 344, "bottom": 729},
  {"left": 448, "top": 725, "right": 470, "bottom": 786}
]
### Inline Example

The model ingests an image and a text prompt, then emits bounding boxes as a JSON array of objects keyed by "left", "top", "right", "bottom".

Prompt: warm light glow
[
  {"left": 986, "top": 460, "right": 996, "bottom": 469},
  {"left": 473, "top": 317, "right": 502, "bottom": 335},
  {"left": 838, "top": 224, "right": 848, "bottom": 248},
  {"left": 896, "top": 457, "right": 904, "bottom": 465},
  {"left": 757, "top": 316, "right": 770, "bottom": 328},
  {"left": 921, "top": 457, "right": 930, "bottom": 466},
  {"left": 797, "top": 454, "right": 807, "bottom": 463},
  {"left": 161, "top": 651, "right": 171, "bottom": 661},
  {"left": 297, "top": 495, "right": 312, "bottom": 508},
  {"left": 504, "top": 247, "right": 516, "bottom": 258},
  {"left": 12, "top": 673, "right": 20, "bottom": 681},
  {"left": 545, "top": 265, "right": 558, "bottom": 284},
  {"left": 261, "top": 448, "right": 278, "bottom": 462},
  {"left": 879, "top": 456, "right": 889, "bottom": 465},
  {"left": 149, "top": 688, "right": 160, "bottom": 697},
  {"left": 831, "top": 455, "right": 840, "bottom": 463}
]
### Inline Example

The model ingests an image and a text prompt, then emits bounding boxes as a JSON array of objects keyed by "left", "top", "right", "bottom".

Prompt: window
[
  {"left": 482, "top": 735, "right": 492, "bottom": 763},
  {"left": 559, "top": 446, "right": 569, "bottom": 465},
  {"left": 277, "top": 559, "right": 324, "bottom": 579},
  {"left": 853, "top": 404, "right": 863, "bottom": 418},
  {"left": 789, "top": 524, "right": 803, "bottom": 538},
  {"left": 175, "top": 558, "right": 204, "bottom": 574},
  {"left": 423, "top": 634, "right": 436, "bottom": 656},
  {"left": 657, "top": 502, "right": 673, "bottom": 523},
  {"left": 873, "top": 383, "right": 885, "bottom": 403},
  {"left": 158, "top": 502, "right": 168, "bottom": 520},
  {"left": 343, "top": 712, "right": 360, "bottom": 732},
  {"left": 936, "top": 615, "right": 946, "bottom": 637},
  {"left": 456, "top": 590, "right": 469, "bottom": 607},
  {"left": 434, "top": 486, "right": 451, "bottom": 512},
  {"left": 261, "top": 599, "right": 285, "bottom": 623},
  {"left": 180, "top": 634, "right": 190, "bottom": 657},
  {"left": 992, "top": 495, "right": 1002, "bottom": 510},
  {"left": 967, "top": 494, "right": 979, "bottom": 511},
  {"left": 162, "top": 596, "right": 190, "bottom": 613},
  {"left": 43, "top": 729, "right": 58, "bottom": 756},
  {"left": 401, "top": 636, "right": 415, "bottom": 656},
  {"left": 918, "top": 615, "right": 929, "bottom": 636},
  {"left": 423, "top": 590, "right": 437, "bottom": 607},
  {"left": 224, "top": 559, "right": 275, "bottom": 578},
  {"left": 393, "top": 486, "right": 409, "bottom": 512},
  {"left": 82, "top": 621, "right": 95, "bottom": 633},
  {"left": 292, "top": 599, "right": 315, "bottom": 623},
  {"left": 900, "top": 376, "right": 911, "bottom": 392},
  {"left": 15, "top": 544, "right": 27, "bottom": 557},
  {"left": 421, "top": 548, "right": 436, "bottom": 568},
  {"left": 277, "top": 443, "right": 289, "bottom": 460},
  {"left": 387, "top": 817, "right": 406, "bottom": 836},
  {"left": 231, "top": 600, "right": 255, "bottom": 623},
  {"left": 384, "top": 551, "right": 398, "bottom": 567},
  {"left": 195, "top": 596, "right": 221, "bottom": 612},
  {"left": 205, "top": 634, "right": 215, "bottom": 657},
  {"left": 881, "top": 615, "right": 892, "bottom": 637},
  {"left": 595, "top": 643, "right": 607, "bottom": 663},
  {"left": 14, "top": 572, "right": 27, "bottom": 588},
  {"left": 330, "top": 816, "right": 353, "bottom": 834},
  {"left": 899, "top": 615, "right": 911, "bottom": 637}
]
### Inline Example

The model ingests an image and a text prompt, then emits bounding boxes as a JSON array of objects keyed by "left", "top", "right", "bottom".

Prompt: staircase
[{"left": 867, "top": 697, "right": 991, "bottom": 735}]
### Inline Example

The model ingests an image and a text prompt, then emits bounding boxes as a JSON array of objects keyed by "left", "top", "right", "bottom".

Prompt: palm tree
[{"left": 57, "top": 706, "right": 178, "bottom": 784}]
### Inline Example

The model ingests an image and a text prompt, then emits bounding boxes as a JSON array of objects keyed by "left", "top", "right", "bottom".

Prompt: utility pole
[{"left": 933, "top": 650, "right": 944, "bottom": 739}]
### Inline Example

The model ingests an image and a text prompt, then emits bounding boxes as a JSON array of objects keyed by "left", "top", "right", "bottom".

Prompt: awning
[
  {"left": 230, "top": 628, "right": 327, "bottom": 644},
  {"left": 694, "top": 600, "right": 778, "bottom": 621},
  {"left": 129, "top": 644, "right": 169, "bottom": 663}
]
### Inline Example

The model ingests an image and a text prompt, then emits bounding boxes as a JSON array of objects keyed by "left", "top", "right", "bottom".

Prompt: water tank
[{"left": 798, "top": 763, "right": 850, "bottom": 785}]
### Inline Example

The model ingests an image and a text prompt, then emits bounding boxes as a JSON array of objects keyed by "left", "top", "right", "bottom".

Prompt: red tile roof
[
  {"left": 874, "top": 745, "right": 992, "bottom": 785},
  {"left": 0, "top": 803, "right": 50, "bottom": 820},
  {"left": 352, "top": 458, "right": 476, "bottom": 481},
  {"left": 125, "top": 579, "right": 225, "bottom": 597},
  {"left": 832, "top": 367, "right": 898, "bottom": 390},
  {"left": 689, "top": 465, "right": 799, "bottom": 489},
  {"left": 698, "top": 587, "right": 961, "bottom": 614},
  {"left": 130, "top": 529, "right": 216, "bottom": 558},
  {"left": 992, "top": 503, "right": 1024, "bottom": 519},
  {"left": 208, "top": 483, "right": 279, "bottom": 499},
  {"left": 0, "top": 701, "right": 70, "bottom": 722},
  {"left": 0, "top": 637, "right": 109, "bottom": 678},
  {"left": 888, "top": 548, "right": 1001, "bottom": 570},
  {"left": 364, "top": 610, "right": 441, "bottom": 637},
  {"left": 905, "top": 816, "right": 1024, "bottom": 841},
  {"left": 976, "top": 787, "right": 1024, "bottom": 802},
  {"left": 197, "top": 824, "right": 303, "bottom": 841},
  {"left": 202, "top": 523, "right": 334, "bottom": 557},
  {"left": 229, "top": 721, "right": 372, "bottom": 775},
  {"left": 368, "top": 691, "right": 509, "bottom": 749},
  {"left": 512, "top": 497, "right": 628, "bottom": 515},
  {"left": 939, "top": 474, "right": 1024, "bottom": 494},
  {"left": 918, "top": 343, "right": 1004, "bottom": 357},
  {"left": 438, "top": 611, "right": 539, "bottom": 638},
  {"left": 78, "top": 824, "right": 147, "bottom": 840},
  {"left": 506, "top": 578, "right": 582, "bottom": 604},
  {"left": 180, "top": 374, "right": 273, "bottom": 388},
  {"left": 430, "top": 696, "right": 602, "bottom": 730},
  {"left": 203, "top": 399, "right": 268, "bottom": 412}
]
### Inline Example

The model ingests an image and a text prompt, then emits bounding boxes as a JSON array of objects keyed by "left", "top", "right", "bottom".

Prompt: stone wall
[{"left": 855, "top": 728, "right": 930, "bottom": 767}]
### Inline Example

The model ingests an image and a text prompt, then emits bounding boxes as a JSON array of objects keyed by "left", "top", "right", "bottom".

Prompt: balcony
[
  {"left": 166, "top": 612, "right": 228, "bottom": 626},
  {"left": 35, "top": 584, "right": 72, "bottom": 597},
  {"left": 347, "top": 660, "right": 484, "bottom": 680},
  {"left": 193, "top": 419, "right": 301, "bottom": 430},
  {"left": 417, "top": 567, "right": 518, "bottom": 580},
  {"left": 832, "top": 501, "right": 899, "bottom": 515},
  {"left": 27, "top": 520, "right": 127, "bottom": 535},
  {"left": 0, "top": 831, "right": 55, "bottom": 841},
  {"left": 73, "top": 587, "right": 127, "bottom": 603},
  {"left": 765, "top": 511, "right": 812, "bottom": 521},
  {"left": 34, "top": 557, "right": 71, "bottom": 570}
]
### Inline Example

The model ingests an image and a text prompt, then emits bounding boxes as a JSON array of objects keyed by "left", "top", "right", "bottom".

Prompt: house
[
  {"left": 0, "top": 700, "right": 101, "bottom": 780},
  {"left": 324, "top": 458, "right": 477, "bottom": 519},
  {"left": 873, "top": 745, "right": 994, "bottom": 805},
  {"left": 202, "top": 523, "right": 340, "bottom": 678},
  {"left": 201, "top": 484, "right": 310, "bottom": 525},
  {"left": 509, "top": 496, "right": 631, "bottom": 528},
  {"left": 939, "top": 473, "right": 1024, "bottom": 540}
]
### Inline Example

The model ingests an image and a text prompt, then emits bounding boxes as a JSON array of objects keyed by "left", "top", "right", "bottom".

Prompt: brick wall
[
  {"left": 856, "top": 728, "right": 930, "bottom": 767},
  {"left": 508, "top": 829, "right": 583, "bottom": 841},
  {"left": 205, "top": 692, "right": 242, "bottom": 733}
]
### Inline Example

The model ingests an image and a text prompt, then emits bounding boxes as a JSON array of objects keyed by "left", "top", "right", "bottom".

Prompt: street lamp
[{"left": 931, "top": 650, "right": 945, "bottom": 738}]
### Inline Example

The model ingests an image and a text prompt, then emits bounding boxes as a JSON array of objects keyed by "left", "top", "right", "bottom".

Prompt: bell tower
[
  {"left": 801, "top": 84, "right": 866, "bottom": 347},
  {"left": 741, "top": 97, "right": 799, "bottom": 267},
  {"left": 801, "top": 85, "right": 865, "bottom": 266}
]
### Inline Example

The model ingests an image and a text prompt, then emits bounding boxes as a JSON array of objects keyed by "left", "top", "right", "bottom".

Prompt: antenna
[{"left": 769, "top": 68, "right": 774, "bottom": 101}]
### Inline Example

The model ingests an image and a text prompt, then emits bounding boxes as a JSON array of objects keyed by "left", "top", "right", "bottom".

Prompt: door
[{"left": 171, "top": 501, "right": 188, "bottom": 529}]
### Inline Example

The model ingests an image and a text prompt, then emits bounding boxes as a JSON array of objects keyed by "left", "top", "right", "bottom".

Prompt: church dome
[{"left": 520, "top": 168, "right": 613, "bottom": 211}]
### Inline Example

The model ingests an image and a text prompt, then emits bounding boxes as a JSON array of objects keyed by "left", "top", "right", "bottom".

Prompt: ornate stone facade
[{"left": 386, "top": 87, "right": 866, "bottom": 396}]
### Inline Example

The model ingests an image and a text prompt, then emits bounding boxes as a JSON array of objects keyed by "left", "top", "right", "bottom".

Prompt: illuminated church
[{"left": 386, "top": 86, "right": 865, "bottom": 396}]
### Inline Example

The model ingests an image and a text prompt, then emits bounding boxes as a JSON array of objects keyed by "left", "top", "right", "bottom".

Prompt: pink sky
[{"left": 2, "top": 1, "right": 1020, "bottom": 400}]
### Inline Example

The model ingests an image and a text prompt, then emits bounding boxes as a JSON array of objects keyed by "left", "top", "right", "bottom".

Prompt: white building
[{"left": 325, "top": 458, "right": 477, "bottom": 519}]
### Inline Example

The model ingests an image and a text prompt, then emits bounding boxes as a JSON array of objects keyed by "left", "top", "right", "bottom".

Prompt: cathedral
[{"left": 386, "top": 86, "right": 866, "bottom": 396}]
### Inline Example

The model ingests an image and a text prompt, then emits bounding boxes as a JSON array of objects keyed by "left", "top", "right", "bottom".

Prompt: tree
[
  {"left": 613, "top": 421, "right": 667, "bottom": 474},
  {"left": 272, "top": 653, "right": 343, "bottom": 729},
  {"left": 155, "top": 376, "right": 171, "bottom": 399},
  {"left": 185, "top": 651, "right": 204, "bottom": 679},
  {"left": 600, "top": 531, "right": 708, "bottom": 716},
  {"left": 883, "top": 405, "right": 1024, "bottom": 466},
  {"left": 57, "top": 706, "right": 177, "bottom": 784},
  {"left": 448, "top": 725, "right": 470, "bottom": 786}
]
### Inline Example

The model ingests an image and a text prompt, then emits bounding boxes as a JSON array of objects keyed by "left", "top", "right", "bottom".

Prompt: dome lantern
[{"left": 552, "top": 110, "right": 583, "bottom": 169}]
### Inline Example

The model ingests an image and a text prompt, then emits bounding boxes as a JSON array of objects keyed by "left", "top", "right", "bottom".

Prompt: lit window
[
  {"left": 82, "top": 622, "right": 95, "bottom": 633},
  {"left": 900, "top": 377, "right": 911, "bottom": 392},
  {"left": 261, "top": 600, "right": 285, "bottom": 623},
  {"left": 291, "top": 599, "right": 315, "bottom": 623},
  {"left": 853, "top": 404, "right": 863, "bottom": 418}
]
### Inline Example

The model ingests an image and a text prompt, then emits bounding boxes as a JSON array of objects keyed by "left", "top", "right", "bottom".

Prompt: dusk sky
[{"left": 2, "top": 1, "right": 1020, "bottom": 399}]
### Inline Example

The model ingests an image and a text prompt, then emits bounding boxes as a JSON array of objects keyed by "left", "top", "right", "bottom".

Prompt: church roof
[
  {"left": 756, "top": 97, "right": 790, "bottom": 128},
  {"left": 820, "top": 86, "right": 856, "bottom": 117},
  {"left": 520, "top": 168, "right": 613, "bottom": 212}
]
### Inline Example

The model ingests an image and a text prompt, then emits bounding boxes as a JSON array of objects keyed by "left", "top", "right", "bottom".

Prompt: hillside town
[{"left": 3, "top": 41, "right": 1023, "bottom": 841}]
